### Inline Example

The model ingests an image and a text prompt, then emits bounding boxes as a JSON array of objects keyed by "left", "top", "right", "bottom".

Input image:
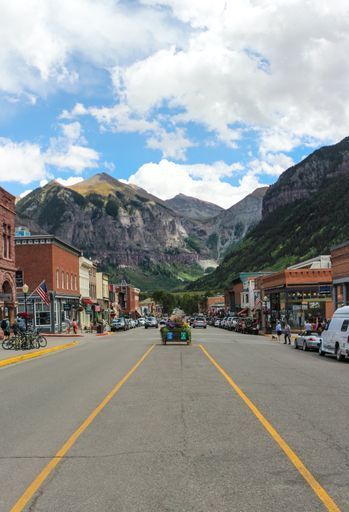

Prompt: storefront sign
[
  {"left": 16, "top": 270, "right": 24, "bottom": 288},
  {"left": 63, "top": 303, "right": 72, "bottom": 311},
  {"left": 319, "top": 285, "right": 332, "bottom": 294}
]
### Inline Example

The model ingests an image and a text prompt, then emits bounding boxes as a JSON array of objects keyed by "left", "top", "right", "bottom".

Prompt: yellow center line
[
  {"left": 0, "top": 342, "right": 79, "bottom": 368},
  {"left": 199, "top": 343, "right": 341, "bottom": 512},
  {"left": 10, "top": 343, "right": 155, "bottom": 512}
]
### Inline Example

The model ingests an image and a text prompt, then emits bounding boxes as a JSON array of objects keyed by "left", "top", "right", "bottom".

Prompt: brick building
[
  {"left": 331, "top": 242, "right": 349, "bottom": 308},
  {"left": 256, "top": 267, "right": 333, "bottom": 330},
  {"left": 0, "top": 187, "right": 16, "bottom": 323},
  {"left": 15, "top": 235, "right": 81, "bottom": 332},
  {"left": 111, "top": 282, "right": 140, "bottom": 318}
]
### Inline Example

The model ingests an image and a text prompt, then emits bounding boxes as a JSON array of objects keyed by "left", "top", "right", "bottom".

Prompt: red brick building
[
  {"left": 331, "top": 242, "right": 349, "bottom": 308},
  {"left": 15, "top": 235, "right": 81, "bottom": 332},
  {"left": 110, "top": 282, "right": 140, "bottom": 317},
  {"left": 0, "top": 187, "right": 16, "bottom": 322}
]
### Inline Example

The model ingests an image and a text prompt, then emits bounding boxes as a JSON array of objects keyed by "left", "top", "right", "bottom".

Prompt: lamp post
[
  {"left": 262, "top": 295, "right": 269, "bottom": 334},
  {"left": 22, "top": 284, "right": 29, "bottom": 331}
]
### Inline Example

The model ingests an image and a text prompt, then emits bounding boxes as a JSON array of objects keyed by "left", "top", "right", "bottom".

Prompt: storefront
[
  {"left": 17, "top": 293, "right": 80, "bottom": 332},
  {"left": 258, "top": 268, "right": 333, "bottom": 330}
]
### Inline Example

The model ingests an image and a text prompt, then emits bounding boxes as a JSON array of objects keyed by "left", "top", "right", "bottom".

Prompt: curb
[{"left": 0, "top": 341, "right": 79, "bottom": 368}]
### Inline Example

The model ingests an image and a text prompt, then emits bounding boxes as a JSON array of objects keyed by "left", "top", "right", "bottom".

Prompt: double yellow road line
[{"left": 10, "top": 342, "right": 341, "bottom": 512}]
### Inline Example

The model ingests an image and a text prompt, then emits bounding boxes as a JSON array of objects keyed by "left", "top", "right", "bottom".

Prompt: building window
[
  {"left": 74, "top": 274, "right": 77, "bottom": 290},
  {"left": 56, "top": 270, "right": 59, "bottom": 288},
  {"left": 2, "top": 224, "right": 11, "bottom": 259},
  {"left": 62, "top": 271, "right": 65, "bottom": 289},
  {"left": 66, "top": 272, "right": 69, "bottom": 290},
  {"left": 71, "top": 273, "right": 73, "bottom": 290}
]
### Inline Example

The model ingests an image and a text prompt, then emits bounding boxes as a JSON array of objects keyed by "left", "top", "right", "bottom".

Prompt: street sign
[{"left": 16, "top": 270, "right": 24, "bottom": 288}]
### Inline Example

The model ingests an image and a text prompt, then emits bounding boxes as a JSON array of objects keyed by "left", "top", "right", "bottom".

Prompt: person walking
[
  {"left": 65, "top": 317, "right": 72, "bottom": 334},
  {"left": 305, "top": 320, "right": 312, "bottom": 336},
  {"left": 284, "top": 321, "right": 291, "bottom": 344},
  {"left": 1, "top": 317, "right": 10, "bottom": 340},
  {"left": 276, "top": 320, "right": 282, "bottom": 341},
  {"left": 72, "top": 319, "right": 78, "bottom": 335}
]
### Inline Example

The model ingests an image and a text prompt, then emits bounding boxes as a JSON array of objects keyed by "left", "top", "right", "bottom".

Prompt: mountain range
[{"left": 16, "top": 173, "right": 266, "bottom": 291}]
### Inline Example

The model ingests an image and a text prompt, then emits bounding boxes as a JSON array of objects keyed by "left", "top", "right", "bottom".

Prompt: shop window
[{"left": 340, "top": 320, "right": 349, "bottom": 332}]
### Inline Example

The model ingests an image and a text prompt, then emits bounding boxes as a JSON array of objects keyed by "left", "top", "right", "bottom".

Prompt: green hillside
[{"left": 189, "top": 172, "right": 349, "bottom": 291}]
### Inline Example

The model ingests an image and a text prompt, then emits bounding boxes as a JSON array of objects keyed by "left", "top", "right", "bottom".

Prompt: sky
[{"left": 1, "top": 0, "right": 349, "bottom": 208}]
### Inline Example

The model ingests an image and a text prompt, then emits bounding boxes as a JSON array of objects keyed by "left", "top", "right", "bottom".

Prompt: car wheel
[
  {"left": 302, "top": 341, "right": 307, "bottom": 351},
  {"left": 294, "top": 340, "right": 298, "bottom": 349},
  {"left": 319, "top": 344, "right": 325, "bottom": 356},
  {"left": 336, "top": 345, "right": 345, "bottom": 361}
]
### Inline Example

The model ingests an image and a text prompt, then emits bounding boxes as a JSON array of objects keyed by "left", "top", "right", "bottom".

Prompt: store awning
[
  {"left": 237, "top": 308, "right": 248, "bottom": 316},
  {"left": 81, "top": 298, "right": 93, "bottom": 305}
]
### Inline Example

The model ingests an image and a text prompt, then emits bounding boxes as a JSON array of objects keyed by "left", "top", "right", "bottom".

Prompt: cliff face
[
  {"left": 211, "top": 187, "right": 268, "bottom": 259},
  {"left": 263, "top": 137, "right": 349, "bottom": 216},
  {"left": 188, "top": 136, "right": 349, "bottom": 291}
]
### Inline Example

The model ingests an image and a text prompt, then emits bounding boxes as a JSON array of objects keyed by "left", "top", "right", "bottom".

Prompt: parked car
[
  {"left": 214, "top": 319, "right": 221, "bottom": 327},
  {"left": 129, "top": 319, "right": 136, "bottom": 329},
  {"left": 226, "top": 317, "right": 240, "bottom": 331},
  {"left": 159, "top": 319, "right": 167, "bottom": 327},
  {"left": 138, "top": 317, "right": 145, "bottom": 326},
  {"left": 319, "top": 306, "right": 349, "bottom": 360},
  {"left": 111, "top": 318, "right": 128, "bottom": 331},
  {"left": 193, "top": 317, "right": 207, "bottom": 328},
  {"left": 145, "top": 316, "right": 158, "bottom": 328},
  {"left": 294, "top": 331, "right": 322, "bottom": 351}
]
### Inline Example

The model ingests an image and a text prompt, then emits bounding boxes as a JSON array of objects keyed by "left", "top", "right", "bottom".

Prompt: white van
[{"left": 319, "top": 306, "right": 349, "bottom": 361}]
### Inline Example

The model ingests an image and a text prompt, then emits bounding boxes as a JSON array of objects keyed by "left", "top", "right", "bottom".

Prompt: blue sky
[{"left": 1, "top": 0, "right": 348, "bottom": 208}]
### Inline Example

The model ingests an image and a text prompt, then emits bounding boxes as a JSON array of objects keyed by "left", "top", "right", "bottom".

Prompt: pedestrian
[
  {"left": 65, "top": 317, "right": 72, "bottom": 334},
  {"left": 305, "top": 320, "right": 312, "bottom": 336},
  {"left": 1, "top": 317, "right": 10, "bottom": 340},
  {"left": 284, "top": 321, "right": 291, "bottom": 344},
  {"left": 18, "top": 316, "right": 26, "bottom": 332},
  {"left": 276, "top": 320, "right": 282, "bottom": 341},
  {"left": 72, "top": 319, "right": 78, "bottom": 335}
]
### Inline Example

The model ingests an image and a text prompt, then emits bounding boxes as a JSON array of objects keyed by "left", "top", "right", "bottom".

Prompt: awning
[
  {"left": 81, "top": 298, "right": 93, "bottom": 305},
  {"left": 237, "top": 308, "right": 248, "bottom": 316}
]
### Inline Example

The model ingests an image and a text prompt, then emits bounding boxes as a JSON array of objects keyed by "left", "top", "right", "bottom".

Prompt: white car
[
  {"left": 138, "top": 318, "right": 145, "bottom": 326},
  {"left": 294, "top": 331, "right": 322, "bottom": 351}
]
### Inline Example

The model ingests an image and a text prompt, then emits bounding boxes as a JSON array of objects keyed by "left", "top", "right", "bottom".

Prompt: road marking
[
  {"left": 0, "top": 342, "right": 79, "bottom": 368},
  {"left": 10, "top": 343, "right": 155, "bottom": 512},
  {"left": 199, "top": 344, "right": 341, "bottom": 512}
]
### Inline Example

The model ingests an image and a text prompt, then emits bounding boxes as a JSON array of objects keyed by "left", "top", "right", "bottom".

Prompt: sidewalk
[{"left": 0, "top": 336, "right": 79, "bottom": 362}]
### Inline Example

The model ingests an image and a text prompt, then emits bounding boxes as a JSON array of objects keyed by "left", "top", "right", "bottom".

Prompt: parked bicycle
[{"left": 2, "top": 328, "right": 47, "bottom": 351}]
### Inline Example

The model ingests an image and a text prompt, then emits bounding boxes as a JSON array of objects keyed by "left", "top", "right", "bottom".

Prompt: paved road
[{"left": 0, "top": 327, "right": 348, "bottom": 511}]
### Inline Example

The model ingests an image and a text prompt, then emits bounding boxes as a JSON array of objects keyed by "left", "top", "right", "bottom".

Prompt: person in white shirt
[
  {"left": 305, "top": 321, "right": 312, "bottom": 335},
  {"left": 276, "top": 321, "right": 282, "bottom": 341}
]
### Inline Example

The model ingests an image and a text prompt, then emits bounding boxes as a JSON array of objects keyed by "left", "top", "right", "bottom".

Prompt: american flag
[{"left": 34, "top": 281, "right": 51, "bottom": 305}]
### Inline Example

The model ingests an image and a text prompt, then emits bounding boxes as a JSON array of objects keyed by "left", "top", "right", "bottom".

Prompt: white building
[{"left": 79, "top": 257, "right": 94, "bottom": 330}]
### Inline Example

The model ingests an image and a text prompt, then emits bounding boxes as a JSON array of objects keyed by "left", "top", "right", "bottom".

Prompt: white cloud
[
  {"left": 0, "top": 123, "right": 99, "bottom": 185},
  {"left": 124, "top": 159, "right": 265, "bottom": 208},
  {"left": 55, "top": 176, "right": 84, "bottom": 187},
  {"left": 146, "top": 128, "right": 194, "bottom": 160},
  {"left": 74, "top": 0, "right": 349, "bottom": 154},
  {"left": 0, "top": 0, "right": 184, "bottom": 97},
  {"left": 249, "top": 153, "right": 295, "bottom": 177},
  {"left": 0, "top": 138, "right": 46, "bottom": 184},
  {"left": 19, "top": 189, "right": 33, "bottom": 198}
]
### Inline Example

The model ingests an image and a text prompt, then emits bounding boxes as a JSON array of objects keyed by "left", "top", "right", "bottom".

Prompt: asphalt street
[{"left": 0, "top": 327, "right": 348, "bottom": 511}]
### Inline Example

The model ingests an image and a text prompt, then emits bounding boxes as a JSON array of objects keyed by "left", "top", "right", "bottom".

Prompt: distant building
[
  {"left": 15, "top": 235, "right": 81, "bottom": 332},
  {"left": 139, "top": 297, "right": 155, "bottom": 316},
  {"left": 15, "top": 226, "right": 31, "bottom": 237},
  {"left": 224, "top": 272, "right": 267, "bottom": 315},
  {"left": 96, "top": 272, "right": 110, "bottom": 322},
  {"left": 79, "top": 257, "right": 97, "bottom": 330},
  {"left": 331, "top": 242, "right": 349, "bottom": 308},
  {"left": 0, "top": 187, "right": 17, "bottom": 323},
  {"left": 111, "top": 282, "right": 140, "bottom": 318}
]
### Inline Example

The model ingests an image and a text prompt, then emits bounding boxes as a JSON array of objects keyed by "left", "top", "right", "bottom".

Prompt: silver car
[{"left": 294, "top": 331, "right": 322, "bottom": 351}]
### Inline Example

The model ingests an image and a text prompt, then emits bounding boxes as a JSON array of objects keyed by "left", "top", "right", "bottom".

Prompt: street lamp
[
  {"left": 22, "top": 284, "right": 29, "bottom": 331},
  {"left": 262, "top": 295, "right": 269, "bottom": 333}
]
